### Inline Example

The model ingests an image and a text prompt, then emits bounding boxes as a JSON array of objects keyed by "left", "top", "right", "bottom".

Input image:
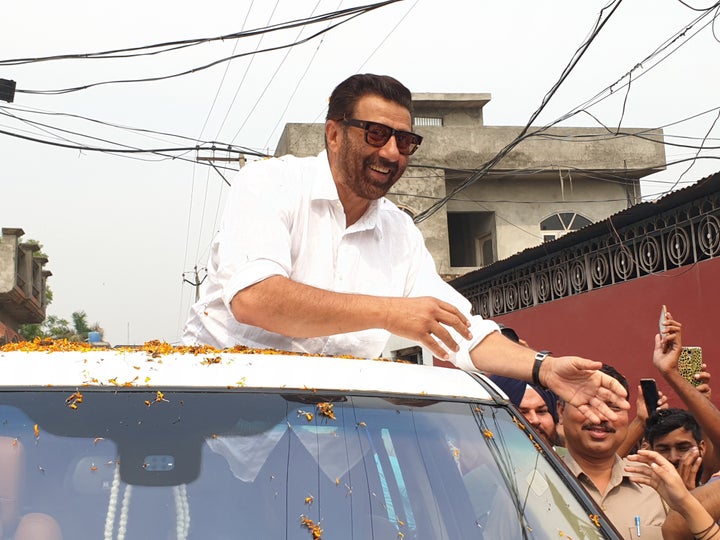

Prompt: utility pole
[
  {"left": 195, "top": 147, "right": 246, "bottom": 187},
  {"left": 195, "top": 146, "right": 246, "bottom": 168},
  {"left": 182, "top": 266, "right": 207, "bottom": 302}
]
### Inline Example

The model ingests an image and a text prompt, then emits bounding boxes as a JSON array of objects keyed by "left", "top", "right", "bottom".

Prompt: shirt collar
[
  {"left": 312, "top": 150, "right": 384, "bottom": 238},
  {"left": 563, "top": 453, "right": 641, "bottom": 491}
]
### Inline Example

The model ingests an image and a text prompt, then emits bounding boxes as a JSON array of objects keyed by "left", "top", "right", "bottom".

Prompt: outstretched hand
[
  {"left": 543, "top": 356, "right": 629, "bottom": 423},
  {"left": 626, "top": 450, "right": 694, "bottom": 512}
]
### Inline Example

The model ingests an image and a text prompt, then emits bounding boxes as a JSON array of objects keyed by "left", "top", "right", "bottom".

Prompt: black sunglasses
[{"left": 341, "top": 118, "right": 422, "bottom": 156}]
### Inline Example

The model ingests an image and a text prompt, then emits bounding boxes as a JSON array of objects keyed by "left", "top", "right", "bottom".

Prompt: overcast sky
[{"left": 2, "top": 0, "right": 719, "bottom": 345}]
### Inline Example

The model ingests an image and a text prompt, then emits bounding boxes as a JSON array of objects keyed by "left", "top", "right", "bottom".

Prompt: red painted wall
[{"left": 490, "top": 257, "right": 720, "bottom": 411}]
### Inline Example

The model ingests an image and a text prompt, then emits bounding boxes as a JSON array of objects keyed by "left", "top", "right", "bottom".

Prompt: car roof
[{"left": 0, "top": 347, "right": 496, "bottom": 400}]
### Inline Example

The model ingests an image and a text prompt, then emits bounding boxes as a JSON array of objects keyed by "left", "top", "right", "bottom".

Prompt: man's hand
[
  {"left": 384, "top": 297, "right": 472, "bottom": 360},
  {"left": 542, "top": 356, "right": 629, "bottom": 423},
  {"left": 626, "top": 450, "right": 695, "bottom": 512},
  {"left": 677, "top": 446, "right": 702, "bottom": 490},
  {"left": 653, "top": 313, "right": 683, "bottom": 376}
]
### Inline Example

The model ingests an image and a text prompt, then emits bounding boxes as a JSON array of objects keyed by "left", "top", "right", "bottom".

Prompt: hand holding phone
[
  {"left": 659, "top": 305, "right": 667, "bottom": 337},
  {"left": 678, "top": 346, "right": 703, "bottom": 387},
  {"left": 640, "top": 378, "right": 660, "bottom": 414}
]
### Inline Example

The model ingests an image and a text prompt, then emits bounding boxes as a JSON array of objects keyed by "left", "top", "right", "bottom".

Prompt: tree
[{"left": 18, "top": 311, "right": 102, "bottom": 342}]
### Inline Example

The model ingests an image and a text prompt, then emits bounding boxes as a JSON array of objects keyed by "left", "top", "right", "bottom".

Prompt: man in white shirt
[{"left": 183, "top": 73, "right": 627, "bottom": 423}]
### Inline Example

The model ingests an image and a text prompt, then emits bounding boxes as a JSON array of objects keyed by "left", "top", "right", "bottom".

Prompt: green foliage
[
  {"left": 23, "top": 239, "right": 48, "bottom": 259},
  {"left": 18, "top": 311, "right": 101, "bottom": 342}
]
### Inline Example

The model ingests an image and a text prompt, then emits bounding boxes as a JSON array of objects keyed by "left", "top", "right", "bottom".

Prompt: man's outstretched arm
[
  {"left": 233, "top": 276, "right": 629, "bottom": 423},
  {"left": 469, "top": 332, "right": 629, "bottom": 423},
  {"left": 231, "top": 275, "right": 472, "bottom": 360}
]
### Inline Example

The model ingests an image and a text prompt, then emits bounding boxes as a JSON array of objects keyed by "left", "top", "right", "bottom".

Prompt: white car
[{"left": 0, "top": 343, "right": 621, "bottom": 539}]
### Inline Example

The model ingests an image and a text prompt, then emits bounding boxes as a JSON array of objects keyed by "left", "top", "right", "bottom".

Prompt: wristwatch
[{"left": 532, "top": 351, "right": 549, "bottom": 389}]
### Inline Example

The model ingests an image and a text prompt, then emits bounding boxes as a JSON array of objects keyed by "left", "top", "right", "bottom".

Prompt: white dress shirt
[{"left": 182, "top": 151, "right": 498, "bottom": 367}]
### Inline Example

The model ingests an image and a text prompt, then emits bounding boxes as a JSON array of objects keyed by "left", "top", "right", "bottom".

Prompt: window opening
[{"left": 540, "top": 212, "right": 592, "bottom": 242}]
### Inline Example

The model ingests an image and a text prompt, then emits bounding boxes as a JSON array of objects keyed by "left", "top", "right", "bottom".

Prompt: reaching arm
[
  {"left": 469, "top": 332, "right": 629, "bottom": 423},
  {"left": 662, "top": 480, "right": 720, "bottom": 539},
  {"left": 654, "top": 313, "right": 720, "bottom": 457},
  {"left": 231, "top": 276, "right": 472, "bottom": 360},
  {"left": 626, "top": 450, "right": 720, "bottom": 540}
]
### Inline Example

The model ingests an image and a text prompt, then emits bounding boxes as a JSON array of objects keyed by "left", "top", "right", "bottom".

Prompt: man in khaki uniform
[{"left": 559, "top": 364, "right": 667, "bottom": 539}]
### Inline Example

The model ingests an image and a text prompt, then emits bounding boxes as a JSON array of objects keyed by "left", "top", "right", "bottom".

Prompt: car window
[{"left": 0, "top": 391, "right": 607, "bottom": 539}]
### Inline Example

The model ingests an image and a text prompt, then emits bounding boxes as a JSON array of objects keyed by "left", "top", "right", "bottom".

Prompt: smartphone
[
  {"left": 678, "top": 346, "right": 703, "bottom": 387},
  {"left": 658, "top": 304, "right": 667, "bottom": 337},
  {"left": 640, "top": 378, "right": 660, "bottom": 414}
]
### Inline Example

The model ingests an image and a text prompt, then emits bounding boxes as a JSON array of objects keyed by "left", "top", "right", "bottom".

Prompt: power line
[
  {"left": 1, "top": 1, "right": 402, "bottom": 66},
  {"left": 413, "top": 0, "right": 625, "bottom": 224},
  {"left": 195, "top": 0, "right": 257, "bottom": 142},
  {"left": 1, "top": 103, "right": 267, "bottom": 155},
  {"left": 13, "top": 1, "right": 402, "bottom": 95}
]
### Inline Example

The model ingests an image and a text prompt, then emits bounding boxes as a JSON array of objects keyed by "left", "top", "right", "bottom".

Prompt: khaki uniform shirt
[{"left": 563, "top": 454, "right": 667, "bottom": 539}]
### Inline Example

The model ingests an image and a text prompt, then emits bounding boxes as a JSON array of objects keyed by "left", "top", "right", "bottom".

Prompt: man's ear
[
  {"left": 325, "top": 120, "right": 341, "bottom": 152},
  {"left": 699, "top": 439, "right": 707, "bottom": 456}
]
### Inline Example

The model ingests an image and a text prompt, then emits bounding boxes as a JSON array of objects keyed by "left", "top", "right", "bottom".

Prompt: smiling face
[
  {"left": 559, "top": 398, "right": 629, "bottom": 463},
  {"left": 326, "top": 94, "right": 411, "bottom": 221}
]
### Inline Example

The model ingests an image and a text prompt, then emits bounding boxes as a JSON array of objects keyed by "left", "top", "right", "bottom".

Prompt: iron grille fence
[{"left": 457, "top": 194, "right": 720, "bottom": 319}]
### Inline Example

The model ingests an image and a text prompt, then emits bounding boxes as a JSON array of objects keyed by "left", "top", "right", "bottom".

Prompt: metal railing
[{"left": 458, "top": 194, "right": 720, "bottom": 318}]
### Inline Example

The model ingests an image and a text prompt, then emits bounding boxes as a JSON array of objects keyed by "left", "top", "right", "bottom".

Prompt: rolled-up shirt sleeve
[
  {"left": 214, "top": 159, "right": 296, "bottom": 309},
  {"left": 451, "top": 315, "right": 501, "bottom": 372},
  {"left": 405, "top": 229, "right": 500, "bottom": 371}
]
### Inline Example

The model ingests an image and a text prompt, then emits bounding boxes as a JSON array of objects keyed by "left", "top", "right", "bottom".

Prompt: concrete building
[
  {"left": 275, "top": 92, "right": 666, "bottom": 363},
  {"left": 0, "top": 228, "right": 51, "bottom": 343}
]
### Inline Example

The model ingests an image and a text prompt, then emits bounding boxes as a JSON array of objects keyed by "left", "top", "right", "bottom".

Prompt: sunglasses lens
[
  {"left": 352, "top": 120, "right": 420, "bottom": 155},
  {"left": 395, "top": 133, "right": 420, "bottom": 155},
  {"left": 365, "top": 123, "right": 392, "bottom": 147}
]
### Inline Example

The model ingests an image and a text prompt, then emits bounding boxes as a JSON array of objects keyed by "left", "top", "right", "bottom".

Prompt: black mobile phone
[{"left": 640, "top": 378, "right": 660, "bottom": 414}]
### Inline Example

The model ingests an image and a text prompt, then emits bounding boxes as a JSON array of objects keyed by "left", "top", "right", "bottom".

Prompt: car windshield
[{"left": 0, "top": 389, "right": 606, "bottom": 539}]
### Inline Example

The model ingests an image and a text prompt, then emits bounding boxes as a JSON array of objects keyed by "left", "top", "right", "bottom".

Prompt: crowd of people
[
  {"left": 494, "top": 312, "right": 720, "bottom": 539},
  {"left": 181, "top": 72, "right": 718, "bottom": 539}
]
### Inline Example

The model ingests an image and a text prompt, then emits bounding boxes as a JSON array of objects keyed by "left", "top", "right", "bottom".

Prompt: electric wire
[
  {"left": 412, "top": 0, "right": 720, "bottom": 223},
  {"left": 215, "top": 1, "right": 281, "bottom": 142},
  {"left": 354, "top": 0, "right": 420, "bottom": 73},
  {"left": 544, "top": 5, "right": 719, "bottom": 131},
  {"left": 413, "top": 0, "right": 625, "bottom": 224},
  {"left": 13, "top": 1, "right": 402, "bottom": 95},
  {"left": 0, "top": 103, "right": 268, "bottom": 156},
  {"left": 1, "top": 1, "right": 402, "bottom": 67},
  {"left": 196, "top": 0, "right": 257, "bottom": 142},
  {"left": 262, "top": 1, "right": 344, "bottom": 149},
  {"left": 674, "top": 0, "right": 720, "bottom": 11},
  {"left": 664, "top": 107, "right": 720, "bottom": 192}
]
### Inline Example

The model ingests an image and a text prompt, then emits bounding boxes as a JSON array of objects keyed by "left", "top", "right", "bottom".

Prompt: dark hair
[
  {"left": 326, "top": 74, "right": 413, "bottom": 122},
  {"left": 600, "top": 364, "right": 629, "bottom": 395},
  {"left": 645, "top": 407, "right": 702, "bottom": 446}
]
